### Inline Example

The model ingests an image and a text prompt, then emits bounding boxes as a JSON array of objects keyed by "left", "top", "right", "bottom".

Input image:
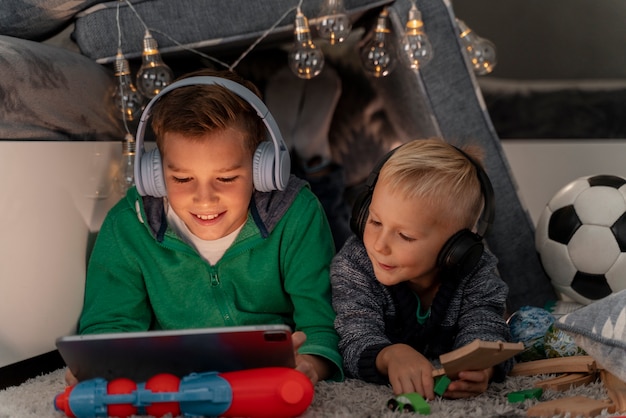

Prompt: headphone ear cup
[
  {"left": 276, "top": 145, "right": 291, "bottom": 191},
  {"left": 437, "top": 229, "right": 484, "bottom": 277},
  {"left": 140, "top": 147, "right": 167, "bottom": 198},
  {"left": 350, "top": 187, "right": 372, "bottom": 240},
  {"left": 253, "top": 141, "right": 275, "bottom": 192}
]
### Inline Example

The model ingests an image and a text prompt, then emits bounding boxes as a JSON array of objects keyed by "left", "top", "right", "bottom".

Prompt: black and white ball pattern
[{"left": 535, "top": 174, "right": 626, "bottom": 305}]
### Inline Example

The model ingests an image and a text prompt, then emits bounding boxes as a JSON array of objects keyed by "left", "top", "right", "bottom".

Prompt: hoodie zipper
[
  {"left": 208, "top": 267, "right": 235, "bottom": 325},
  {"left": 210, "top": 270, "right": 220, "bottom": 286}
]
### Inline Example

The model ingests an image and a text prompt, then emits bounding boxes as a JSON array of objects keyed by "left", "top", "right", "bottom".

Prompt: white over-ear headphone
[{"left": 134, "top": 76, "right": 291, "bottom": 197}]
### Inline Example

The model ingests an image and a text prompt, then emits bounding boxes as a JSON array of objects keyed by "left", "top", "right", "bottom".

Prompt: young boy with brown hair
[
  {"left": 331, "top": 138, "right": 512, "bottom": 400},
  {"left": 69, "top": 68, "right": 342, "bottom": 385}
]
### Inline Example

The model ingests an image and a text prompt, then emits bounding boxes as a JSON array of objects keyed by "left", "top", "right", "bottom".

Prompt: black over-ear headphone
[
  {"left": 134, "top": 76, "right": 291, "bottom": 197},
  {"left": 350, "top": 143, "right": 495, "bottom": 276}
]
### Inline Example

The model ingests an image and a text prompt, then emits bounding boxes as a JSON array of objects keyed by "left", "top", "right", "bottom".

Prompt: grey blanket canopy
[
  {"left": 382, "top": 0, "right": 557, "bottom": 311},
  {"left": 2, "top": 0, "right": 557, "bottom": 311}
]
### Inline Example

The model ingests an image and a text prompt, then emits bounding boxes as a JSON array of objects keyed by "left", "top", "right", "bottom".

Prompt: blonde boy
[{"left": 331, "top": 138, "right": 511, "bottom": 399}]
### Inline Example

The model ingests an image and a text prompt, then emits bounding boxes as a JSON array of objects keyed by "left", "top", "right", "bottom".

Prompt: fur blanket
[{"left": 0, "top": 367, "right": 623, "bottom": 418}]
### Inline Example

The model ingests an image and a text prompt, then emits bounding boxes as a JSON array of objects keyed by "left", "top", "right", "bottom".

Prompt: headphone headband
[
  {"left": 450, "top": 146, "right": 494, "bottom": 238},
  {"left": 134, "top": 76, "right": 291, "bottom": 196}
]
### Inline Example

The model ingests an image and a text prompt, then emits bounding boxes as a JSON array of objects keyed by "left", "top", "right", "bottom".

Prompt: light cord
[
  {"left": 229, "top": 0, "right": 302, "bottom": 70},
  {"left": 147, "top": 28, "right": 231, "bottom": 69},
  {"left": 116, "top": 0, "right": 305, "bottom": 72},
  {"left": 115, "top": 1, "right": 132, "bottom": 135},
  {"left": 116, "top": 1, "right": 122, "bottom": 50},
  {"left": 123, "top": 0, "right": 149, "bottom": 32}
]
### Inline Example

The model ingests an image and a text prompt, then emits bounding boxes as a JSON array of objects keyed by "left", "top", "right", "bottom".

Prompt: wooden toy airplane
[{"left": 432, "top": 339, "right": 524, "bottom": 380}]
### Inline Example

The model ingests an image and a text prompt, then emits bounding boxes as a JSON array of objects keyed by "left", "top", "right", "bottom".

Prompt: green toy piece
[
  {"left": 387, "top": 392, "right": 431, "bottom": 415},
  {"left": 507, "top": 387, "right": 543, "bottom": 403},
  {"left": 433, "top": 375, "right": 451, "bottom": 396}
]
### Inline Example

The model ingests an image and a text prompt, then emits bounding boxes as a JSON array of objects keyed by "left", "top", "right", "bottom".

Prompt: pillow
[
  {"left": 555, "top": 289, "right": 626, "bottom": 382},
  {"left": 0, "top": 0, "right": 107, "bottom": 40},
  {"left": 72, "top": 0, "right": 393, "bottom": 63},
  {"left": 0, "top": 35, "right": 124, "bottom": 141}
]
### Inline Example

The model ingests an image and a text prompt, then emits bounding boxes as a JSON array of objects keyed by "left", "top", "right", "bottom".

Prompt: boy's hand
[
  {"left": 64, "top": 368, "right": 78, "bottom": 386},
  {"left": 292, "top": 330, "right": 332, "bottom": 384},
  {"left": 443, "top": 367, "right": 493, "bottom": 398},
  {"left": 377, "top": 344, "right": 435, "bottom": 399}
]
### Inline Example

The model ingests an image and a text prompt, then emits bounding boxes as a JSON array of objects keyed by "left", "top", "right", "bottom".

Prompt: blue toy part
[
  {"left": 57, "top": 372, "right": 232, "bottom": 418},
  {"left": 507, "top": 305, "right": 555, "bottom": 362},
  {"left": 177, "top": 372, "right": 232, "bottom": 416},
  {"left": 63, "top": 378, "right": 109, "bottom": 418}
]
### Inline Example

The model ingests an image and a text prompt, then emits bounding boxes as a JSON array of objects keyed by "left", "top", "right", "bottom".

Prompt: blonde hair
[{"left": 378, "top": 138, "right": 485, "bottom": 230}]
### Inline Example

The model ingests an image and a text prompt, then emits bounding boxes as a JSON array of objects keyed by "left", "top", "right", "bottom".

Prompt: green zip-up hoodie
[{"left": 78, "top": 175, "right": 342, "bottom": 380}]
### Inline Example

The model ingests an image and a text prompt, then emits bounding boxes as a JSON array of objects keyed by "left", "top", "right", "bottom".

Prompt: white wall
[
  {"left": 0, "top": 142, "right": 124, "bottom": 368},
  {"left": 502, "top": 139, "right": 626, "bottom": 225}
]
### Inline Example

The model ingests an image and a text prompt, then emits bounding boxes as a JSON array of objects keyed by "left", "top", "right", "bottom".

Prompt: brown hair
[
  {"left": 151, "top": 69, "right": 266, "bottom": 156},
  {"left": 378, "top": 138, "right": 485, "bottom": 230}
]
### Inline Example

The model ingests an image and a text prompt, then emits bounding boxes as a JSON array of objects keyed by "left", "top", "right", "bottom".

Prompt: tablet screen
[{"left": 56, "top": 324, "right": 295, "bottom": 381}]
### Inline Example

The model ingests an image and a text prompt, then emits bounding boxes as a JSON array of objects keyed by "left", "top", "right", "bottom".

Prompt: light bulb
[
  {"left": 136, "top": 30, "right": 174, "bottom": 98},
  {"left": 360, "top": 8, "right": 396, "bottom": 78},
  {"left": 316, "top": 0, "right": 352, "bottom": 45},
  {"left": 113, "top": 51, "right": 145, "bottom": 122},
  {"left": 457, "top": 19, "right": 497, "bottom": 76},
  {"left": 289, "top": 8, "right": 325, "bottom": 79},
  {"left": 401, "top": 3, "right": 433, "bottom": 70},
  {"left": 116, "top": 133, "right": 136, "bottom": 194}
]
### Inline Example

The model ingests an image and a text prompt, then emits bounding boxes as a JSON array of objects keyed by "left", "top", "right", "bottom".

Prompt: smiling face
[
  {"left": 161, "top": 128, "right": 254, "bottom": 241},
  {"left": 362, "top": 178, "right": 464, "bottom": 292}
]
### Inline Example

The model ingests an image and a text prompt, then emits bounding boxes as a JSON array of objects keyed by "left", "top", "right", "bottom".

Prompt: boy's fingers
[
  {"left": 292, "top": 331, "right": 307, "bottom": 350},
  {"left": 64, "top": 368, "right": 78, "bottom": 386}
]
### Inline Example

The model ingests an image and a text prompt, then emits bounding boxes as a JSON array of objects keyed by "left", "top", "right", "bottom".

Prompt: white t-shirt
[{"left": 166, "top": 203, "right": 243, "bottom": 265}]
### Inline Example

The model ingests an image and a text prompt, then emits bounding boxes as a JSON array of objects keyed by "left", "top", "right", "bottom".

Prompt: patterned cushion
[
  {"left": 555, "top": 290, "right": 626, "bottom": 382},
  {"left": 0, "top": 35, "right": 124, "bottom": 140},
  {"left": 0, "top": 0, "right": 106, "bottom": 40}
]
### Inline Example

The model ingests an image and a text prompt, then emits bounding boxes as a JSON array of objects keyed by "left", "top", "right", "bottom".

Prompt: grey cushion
[
  {"left": 73, "top": 0, "right": 392, "bottom": 63},
  {"left": 556, "top": 289, "right": 626, "bottom": 382},
  {"left": 0, "top": 0, "right": 106, "bottom": 40},
  {"left": 0, "top": 35, "right": 124, "bottom": 140}
]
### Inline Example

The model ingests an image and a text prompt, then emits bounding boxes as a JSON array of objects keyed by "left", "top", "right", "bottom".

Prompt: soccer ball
[{"left": 535, "top": 174, "right": 626, "bottom": 305}]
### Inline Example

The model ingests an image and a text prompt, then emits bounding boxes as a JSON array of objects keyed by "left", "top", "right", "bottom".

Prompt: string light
[
  {"left": 401, "top": 1, "right": 433, "bottom": 70},
  {"left": 457, "top": 19, "right": 497, "bottom": 76},
  {"left": 289, "top": 7, "right": 325, "bottom": 79},
  {"left": 106, "top": 1, "right": 442, "bottom": 196},
  {"left": 136, "top": 30, "right": 174, "bottom": 98},
  {"left": 112, "top": 2, "right": 442, "bottom": 90},
  {"left": 316, "top": 0, "right": 352, "bottom": 45},
  {"left": 111, "top": 2, "right": 422, "bottom": 83},
  {"left": 116, "top": 133, "right": 136, "bottom": 193},
  {"left": 360, "top": 8, "right": 396, "bottom": 78},
  {"left": 113, "top": 50, "right": 145, "bottom": 122},
  {"left": 111, "top": 1, "right": 138, "bottom": 192}
]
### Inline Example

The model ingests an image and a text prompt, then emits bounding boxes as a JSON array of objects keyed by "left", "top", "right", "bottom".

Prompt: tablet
[{"left": 56, "top": 324, "right": 295, "bottom": 382}]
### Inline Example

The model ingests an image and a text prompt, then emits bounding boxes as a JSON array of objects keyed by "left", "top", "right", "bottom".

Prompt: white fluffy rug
[{"left": 0, "top": 368, "right": 624, "bottom": 418}]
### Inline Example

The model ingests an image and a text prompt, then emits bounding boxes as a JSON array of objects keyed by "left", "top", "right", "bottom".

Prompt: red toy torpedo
[{"left": 54, "top": 367, "right": 314, "bottom": 418}]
